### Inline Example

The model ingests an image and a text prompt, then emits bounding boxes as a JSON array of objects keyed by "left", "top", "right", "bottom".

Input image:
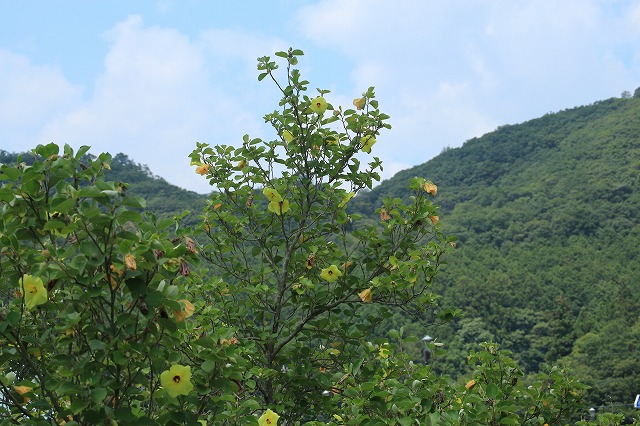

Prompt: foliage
[
  {"left": 304, "top": 340, "right": 586, "bottom": 426},
  {"left": 0, "top": 143, "right": 226, "bottom": 424},
  {"left": 0, "top": 49, "right": 593, "bottom": 424}
]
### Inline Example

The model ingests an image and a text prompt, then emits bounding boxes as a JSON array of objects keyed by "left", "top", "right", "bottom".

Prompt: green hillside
[
  {"left": 2, "top": 94, "right": 638, "bottom": 409},
  {"left": 352, "top": 94, "right": 640, "bottom": 406}
]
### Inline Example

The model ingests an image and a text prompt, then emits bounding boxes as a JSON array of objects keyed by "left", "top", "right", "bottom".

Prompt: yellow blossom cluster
[{"left": 263, "top": 187, "right": 290, "bottom": 215}]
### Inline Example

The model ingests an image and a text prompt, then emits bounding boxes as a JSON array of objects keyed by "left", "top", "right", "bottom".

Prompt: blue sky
[{"left": 2, "top": 0, "right": 639, "bottom": 193}]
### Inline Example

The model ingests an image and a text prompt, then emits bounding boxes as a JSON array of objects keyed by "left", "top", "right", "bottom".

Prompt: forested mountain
[
  {"left": 0, "top": 150, "right": 207, "bottom": 222},
  {"left": 2, "top": 93, "right": 638, "bottom": 409},
  {"left": 351, "top": 94, "right": 640, "bottom": 407}
]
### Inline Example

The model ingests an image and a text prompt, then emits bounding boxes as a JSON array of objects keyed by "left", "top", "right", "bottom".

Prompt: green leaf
[
  {"left": 398, "top": 417, "right": 413, "bottom": 426},
  {"left": 125, "top": 277, "right": 147, "bottom": 297},
  {"left": 43, "top": 219, "right": 66, "bottom": 231},
  {"left": 78, "top": 186, "right": 103, "bottom": 198},
  {"left": 36, "top": 142, "right": 59, "bottom": 158},
  {"left": 202, "top": 359, "right": 216, "bottom": 373},
  {"left": 122, "top": 195, "right": 146, "bottom": 209},
  {"left": 145, "top": 290, "right": 164, "bottom": 307},
  {"left": 496, "top": 401, "right": 518, "bottom": 413},
  {"left": 75, "top": 145, "right": 91, "bottom": 159},
  {"left": 117, "top": 209, "right": 143, "bottom": 224},
  {"left": 88, "top": 340, "right": 105, "bottom": 351},
  {"left": 70, "top": 398, "right": 89, "bottom": 414},
  {"left": 499, "top": 415, "right": 520, "bottom": 425},
  {"left": 0, "top": 187, "right": 14, "bottom": 202},
  {"left": 239, "top": 398, "right": 261, "bottom": 411},
  {"left": 0, "top": 166, "right": 20, "bottom": 180},
  {"left": 51, "top": 197, "right": 76, "bottom": 214},
  {"left": 7, "top": 311, "right": 20, "bottom": 326},
  {"left": 70, "top": 255, "right": 88, "bottom": 275},
  {"left": 91, "top": 387, "right": 107, "bottom": 403},
  {"left": 114, "top": 407, "right": 138, "bottom": 423},
  {"left": 485, "top": 383, "right": 501, "bottom": 399}
]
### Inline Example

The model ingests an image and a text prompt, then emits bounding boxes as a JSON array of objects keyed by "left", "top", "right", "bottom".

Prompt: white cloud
[
  {"left": 0, "top": 50, "right": 83, "bottom": 148},
  {"left": 34, "top": 16, "right": 285, "bottom": 193}
]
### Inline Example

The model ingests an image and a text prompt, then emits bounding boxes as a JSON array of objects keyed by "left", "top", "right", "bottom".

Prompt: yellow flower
[
  {"left": 341, "top": 261, "right": 354, "bottom": 274},
  {"left": 160, "top": 364, "right": 194, "bottom": 398},
  {"left": 20, "top": 275, "right": 47, "bottom": 310},
  {"left": 380, "top": 208, "right": 391, "bottom": 221},
  {"left": 195, "top": 164, "right": 210, "bottom": 175},
  {"left": 124, "top": 254, "right": 137, "bottom": 271},
  {"left": 358, "top": 288, "right": 372, "bottom": 303},
  {"left": 429, "top": 215, "right": 439, "bottom": 225},
  {"left": 378, "top": 343, "right": 390, "bottom": 359},
  {"left": 13, "top": 385, "right": 32, "bottom": 395},
  {"left": 13, "top": 385, "right": 32, "bottom": 404},
  {"left": 326, "top": 135, "right": 339, "bottom": 145},
  {"left": 262, "top": 187, "right": 282, "bottom": 203},
  {"left": 338, "top": 192, "right": 355, "bottom": 208},
  {"left": 268, "top": 199, "right": 290, "bottom": 215},
  {"left": 258, "top": 409, "right": 280, "bottom": 426},
  {"left": 283, "top": 130, "right": 295, "bottom": 143},
  {"left": 320, "top": 265, "right": 343, "bottom": 282},
  {"left": 465, "top": 379, "right": 476, "bottom": 390},
  {"left": 310, "top": 96, "right": 328, "bottom": 114},
  {"left": 361, "top": 135, "right": 376, "bottom": 153},
  {"left": 353, "top": 97, "right": 365, "bottom": 110},
  {"left": 237, "top": 159, "right": 247, "bottom": 170},
  {"left": 422, "top": 180, "right": 438, "bottom": 196},
  {"left": 173, "top": 299, "right": 195, "bottom": 322}
]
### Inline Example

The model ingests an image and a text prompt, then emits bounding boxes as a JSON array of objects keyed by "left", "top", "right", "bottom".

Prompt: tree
[
  {"left": 0, "top": 144, "right": 216, "bottom": 424},
  {"left": 188, "top": 47, "right": 452, "bottom": 422}
]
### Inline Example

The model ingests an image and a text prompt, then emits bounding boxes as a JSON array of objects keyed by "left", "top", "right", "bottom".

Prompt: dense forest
[
  {"left": 351, "top": 93, "right": 640, "bottom": 410},
  {"left": 2, "top": 91, "right": 639, "bottom": 416}
]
